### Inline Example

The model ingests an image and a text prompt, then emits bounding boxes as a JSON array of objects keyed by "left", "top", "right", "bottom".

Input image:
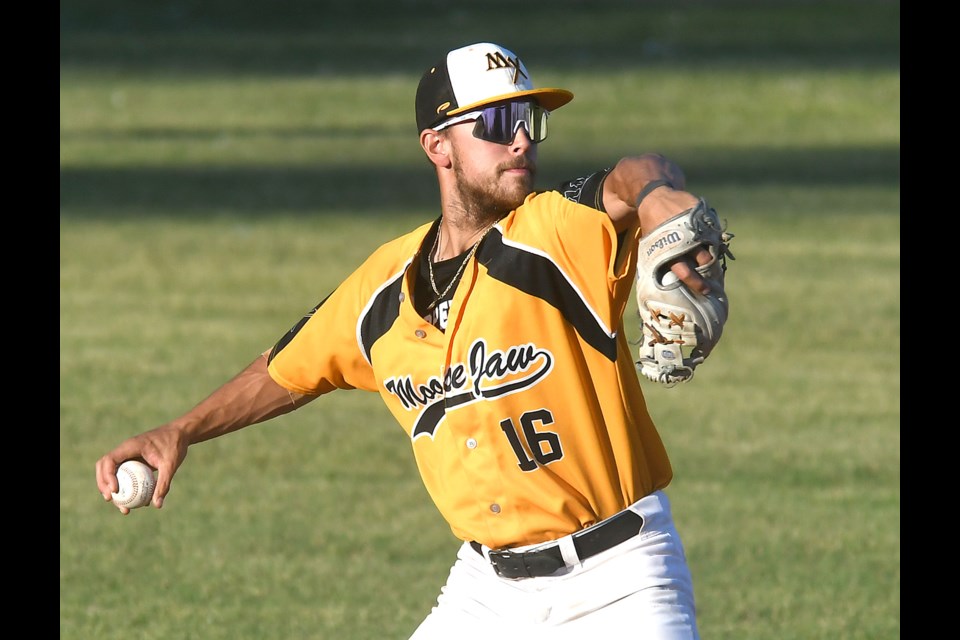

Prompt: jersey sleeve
[
  {"left": 265, "top": 282, "right": 371, "bottom": 395},
  {"left": 550, "top": 168, "right": 636, "bottom": 295},
  {"left": 507, "top": 190, "right": 642, "bottom": 331},
  {"left": 265, "top": 250, "right": 406, "bottom": 396},
  {"left": 553, "top": 168, "right": 613, "bottom": 212}
]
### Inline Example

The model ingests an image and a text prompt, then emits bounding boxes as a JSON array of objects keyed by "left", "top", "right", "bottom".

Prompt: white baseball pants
[{"left": 409, "top": 490, "right": 699, "bottom": 640}]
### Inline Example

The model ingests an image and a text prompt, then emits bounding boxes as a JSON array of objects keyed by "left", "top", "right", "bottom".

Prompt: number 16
[{"left": 499, "top": 409, "right": 564, "bottom": 472}]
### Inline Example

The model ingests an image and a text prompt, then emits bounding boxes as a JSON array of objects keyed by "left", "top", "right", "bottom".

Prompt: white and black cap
[{"left": 415, "top": 42, "right": 574, "bottom": 132}]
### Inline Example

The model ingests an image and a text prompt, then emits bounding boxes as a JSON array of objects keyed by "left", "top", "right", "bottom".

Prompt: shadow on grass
[
  {"left": 60, "top": 145, "right": 899, "bottom": 219},
  {"left": 61, "top": 0, "right": 900, "bottom": 219}
]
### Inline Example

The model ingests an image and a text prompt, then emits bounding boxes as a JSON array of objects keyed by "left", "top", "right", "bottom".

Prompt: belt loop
[
  {"left": 556, "top": 533, "right": 581, "bottom": 569},
  {"left": 469, "top": 540, "right": 487, "bottom": 560}
]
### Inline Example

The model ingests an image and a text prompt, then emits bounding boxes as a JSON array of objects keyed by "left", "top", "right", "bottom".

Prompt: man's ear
[{"left": 420, "top": 130, "right": 452, "bottom": 168}]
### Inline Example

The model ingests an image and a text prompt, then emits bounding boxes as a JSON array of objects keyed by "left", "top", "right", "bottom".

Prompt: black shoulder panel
[
  {"left": 358, "top": 275, "right": 404, "bottom": 362},
  {"left": 268, "top": 293, "right": 331, "bottom": 365},
  {"left": 477, "top": 230, "right": 617, "bottom": 361}
]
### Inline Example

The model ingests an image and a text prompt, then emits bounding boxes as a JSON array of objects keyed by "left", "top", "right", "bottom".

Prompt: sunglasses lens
[{"left": 473, "top": 102, "right": 548, "bottom": 144}]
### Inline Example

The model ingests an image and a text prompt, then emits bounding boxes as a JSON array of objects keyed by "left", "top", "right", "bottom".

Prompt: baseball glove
[{"left": 635, "top": 198, "right": 735, "bottom": 386}]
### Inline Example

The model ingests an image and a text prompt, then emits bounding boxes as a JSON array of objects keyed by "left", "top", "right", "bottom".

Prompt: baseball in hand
[{"left": 111, "top": 460, "right": 157, "bottom": 510}]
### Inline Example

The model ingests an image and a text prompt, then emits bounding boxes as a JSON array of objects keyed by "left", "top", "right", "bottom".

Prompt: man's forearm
[
  {"left": 603, "top": 154, "right": 695, "bottom": 234},
  {"left": 171, "top": 352, "right": 313, "bottom": 445}
]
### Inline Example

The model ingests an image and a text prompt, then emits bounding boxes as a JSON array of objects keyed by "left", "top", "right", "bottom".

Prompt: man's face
[{"left": 445, "top": 114, "right": 539, "bottom": 219}]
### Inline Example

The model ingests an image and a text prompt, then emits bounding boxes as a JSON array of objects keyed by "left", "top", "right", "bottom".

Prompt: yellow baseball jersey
[{"left": 267, "top": 174, "right": 672, "bottom": 549}]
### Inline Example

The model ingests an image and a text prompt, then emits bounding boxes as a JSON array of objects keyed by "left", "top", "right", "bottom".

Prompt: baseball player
[{"left": 96, "top": 42, "right": 714, "bottom": 639}]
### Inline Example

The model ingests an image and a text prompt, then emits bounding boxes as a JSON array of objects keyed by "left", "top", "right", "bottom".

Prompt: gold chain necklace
[{"left": 426, "top": 224, "right": 494, "bottom": 312}]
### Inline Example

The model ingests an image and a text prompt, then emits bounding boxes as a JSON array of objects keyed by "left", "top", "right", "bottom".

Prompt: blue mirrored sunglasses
[
  {"left": 472, "top": 101, "right": 549, "bottom": 144},
  {"left": 436, "top": 101, "right": 550, "bottom": 144}
]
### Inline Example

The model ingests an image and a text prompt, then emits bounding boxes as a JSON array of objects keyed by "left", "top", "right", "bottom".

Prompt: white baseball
[{"left": 111, "top": 460, "right": 157, "bottom": 509}]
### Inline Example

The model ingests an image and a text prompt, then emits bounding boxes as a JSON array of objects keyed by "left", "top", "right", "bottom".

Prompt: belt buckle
[
  {"left": 488, "top": 547, "right": 565, "bottom": 579},
  {"left": 488, "top": 550, "right": 526, "bottom": 579}
]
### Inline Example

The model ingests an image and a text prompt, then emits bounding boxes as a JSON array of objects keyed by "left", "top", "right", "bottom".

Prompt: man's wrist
[{"left": 635, "top": 179, "right": 674, "bottom": 208}]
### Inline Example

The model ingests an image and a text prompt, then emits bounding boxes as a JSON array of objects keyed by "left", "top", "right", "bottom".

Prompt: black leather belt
[{"left": 470, "top": 509, "right": 644, "bottom": 579}]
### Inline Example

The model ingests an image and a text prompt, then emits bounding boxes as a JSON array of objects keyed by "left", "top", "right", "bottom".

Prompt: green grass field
[{"left": 61, "top": 2, "right": 900, "bottom": 638}]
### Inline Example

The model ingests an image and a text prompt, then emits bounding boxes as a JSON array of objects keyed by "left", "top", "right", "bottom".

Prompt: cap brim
[{"left": 446, "top": 88, "right": 574, "bottom": 118}]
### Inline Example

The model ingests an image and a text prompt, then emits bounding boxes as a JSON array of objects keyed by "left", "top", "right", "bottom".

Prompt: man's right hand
[{"left": 95, "top": 424, "right": 189, "bottom": 514}]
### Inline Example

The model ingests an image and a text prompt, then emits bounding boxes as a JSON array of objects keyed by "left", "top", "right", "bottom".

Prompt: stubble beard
[{"left": 451, "top": 151, "right": 536, "bottom": 227}]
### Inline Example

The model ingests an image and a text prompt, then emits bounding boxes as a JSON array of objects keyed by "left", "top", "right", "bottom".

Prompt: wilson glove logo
[{"left": 645, "top": 230, "right": 682, "bottom": 257}]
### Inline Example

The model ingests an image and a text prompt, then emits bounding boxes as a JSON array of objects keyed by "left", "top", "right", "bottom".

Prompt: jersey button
[
  {"left": 490, "top": 503, "right": 501, "bottom": 514},
  {"left": 398, "top": 292, "right": 406, "bottom": 303},
  {"left": 415, "top": 329, "right": 426, "bottom": 339},
  {"left": 466, "top": 438, "right": 477, "bottom": 449}
]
